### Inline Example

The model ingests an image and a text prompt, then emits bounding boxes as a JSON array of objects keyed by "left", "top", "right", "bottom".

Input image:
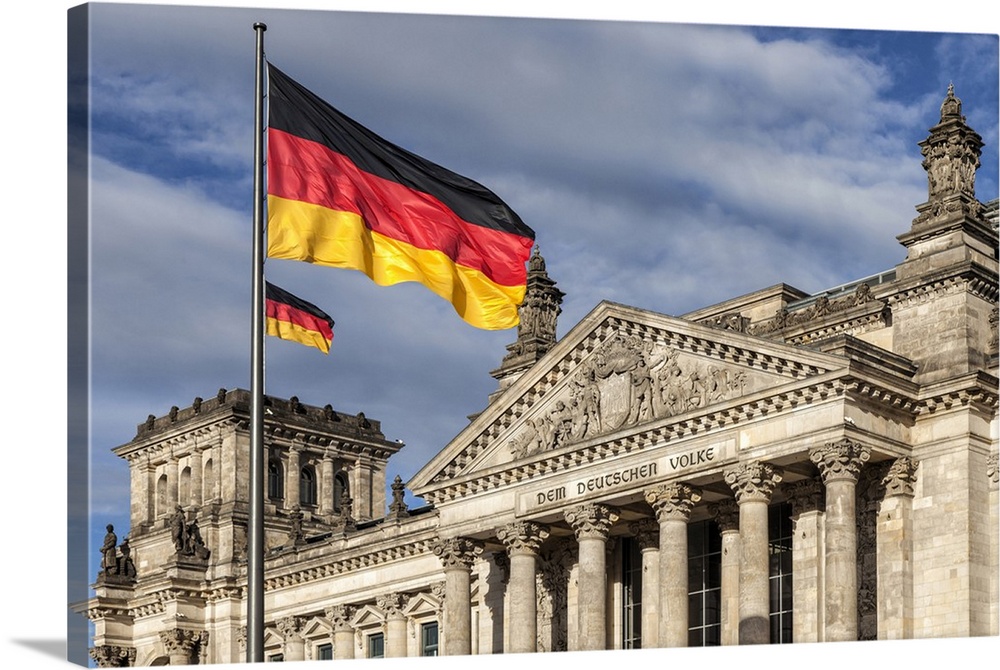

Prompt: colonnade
[{"left": 268, "top": 439, "right": 903, "bottom": 661}]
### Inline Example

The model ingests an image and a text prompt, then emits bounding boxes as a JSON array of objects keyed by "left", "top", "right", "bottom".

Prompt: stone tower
[{"left": 489, "top": 246, "right": 565, "bottom": 399}]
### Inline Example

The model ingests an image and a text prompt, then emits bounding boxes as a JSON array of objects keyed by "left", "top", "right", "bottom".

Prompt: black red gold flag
[
  {"left": 265, "top": 63, "right": 535, "bottom": 330},
  {"left": 265, "top": 281, "right": 335, "bottom": 354}
]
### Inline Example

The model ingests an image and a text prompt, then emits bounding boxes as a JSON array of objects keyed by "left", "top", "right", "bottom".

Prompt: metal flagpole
[{"left": 248, "top": 20, "right": 268, "bottom": 664}]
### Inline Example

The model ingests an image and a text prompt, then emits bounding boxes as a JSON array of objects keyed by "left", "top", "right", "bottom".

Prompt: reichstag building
[{"left": 79, "top": 85, "right": 998, "bottom": 666}]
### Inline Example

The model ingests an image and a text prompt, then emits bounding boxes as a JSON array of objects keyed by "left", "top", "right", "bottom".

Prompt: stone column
[
  {"left": 189, "top": 446, "right": 204, "bottom": 508},
  {"left": 629, "top": 518, "right": 660, "bottom": 648},
  {"left": 378, "top": 593, "right": 408, "bottom": 658},
  {"left": 276, "top": 615, "right": 307, "bottom": 662},
  {"left": 878, "top": 457, "right": 918, "bottom": 640},
  {"left": 497, "top": 521, "right": 550, "bottom": 653},
  {"left": 564, "top": 503, "right": 619, "bottom": 651},
  {"left": 89, "top": 645, "right": 136, "bottom": 668},
  {"left": 166, "top": 453, "right": 179, "bottom": 511},
  {"left": 319, "top": 452, "right": 335, "bottom": 516},
  {"left": 810, "top": 439, "right": 870, "bottom": 642},
  {"left": 710, "top": 499, "right": 741, "bottom": 646},
  {"left": 286, "top": 446, "right": 301, "bottom": 509},
  {"left": 786, "top": 477, "right": 824, "bottom": 643},
  {"left": 433, "top": 537, "right": 484, "bottom": 655},
  {"left": 644, "top": 482, "right": 702, "bottom": 647},
  {"left": 724, "top": 461, "right": 783, "bottom": 645},
  {"left": 326, "top": 605, "right": 356, "bottom": 659}
]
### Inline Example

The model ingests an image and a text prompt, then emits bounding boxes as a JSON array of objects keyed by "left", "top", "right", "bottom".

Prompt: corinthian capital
[
  {"left": 708, "top": 499, "right": 739, "bottom": 531},
  {"left": 564, "top": 503, "right": 620, "bottom": 540},
  {"left": 882, "top": 457, "right": 919, "bottom": 497},
  {"left": 433, "top": 536, "right": 484, "bottom": 570},
  {"left": 644, "top": 482, "right": 701, "bottom": 522},
  {"left": 89, "top": 645, "right": 136, "bottom": 668},
  {"left": 325, "top": 604, "right": 356, "bottom": 631},
  {"left": 628, "top": 518, "right": 659, "bottom": 550},
  {"left": 810, "top": 439, "right": 870, "bottom": 484},
  {"left": 275, "top": 615, "right": 307, "bottom": 641},
  {"left": 376, "top": 593, "right": 408, "bottom": 618},
  {"left": 497, "top": 521, "right": 550, "bottom": 556},
  {"left": 724, "top": 462, "right": 782, "bottom": 503}
]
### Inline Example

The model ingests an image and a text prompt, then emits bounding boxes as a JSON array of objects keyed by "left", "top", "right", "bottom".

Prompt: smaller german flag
[{"left": 265, "top": 282, "right": 335, "bottom": 354}]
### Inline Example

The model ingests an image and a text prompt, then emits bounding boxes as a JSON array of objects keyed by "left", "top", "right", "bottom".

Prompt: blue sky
[{"left": 5, "top": 2, "right": 1000, "bottom": 668}]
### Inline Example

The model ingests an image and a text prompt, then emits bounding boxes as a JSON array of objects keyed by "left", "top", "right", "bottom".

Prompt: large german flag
[
  {"left": 265, "top": 281, "right": 335, "bottom": 354},
  {"left": 266, "top": 63, "right": 535, "bottom": 330}
]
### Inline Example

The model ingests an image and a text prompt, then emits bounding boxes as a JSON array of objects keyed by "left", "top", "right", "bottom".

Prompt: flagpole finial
[{"left": 254, "top": 22, "right": 267, "bottom": 31}]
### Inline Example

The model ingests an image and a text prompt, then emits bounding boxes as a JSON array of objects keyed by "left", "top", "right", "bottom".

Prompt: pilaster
[
  {"left": 878, "top": 457, "right": 918, "bottom": 640},
  {"left": 786, "top": 476, "right": 825, "bottom": 643}
]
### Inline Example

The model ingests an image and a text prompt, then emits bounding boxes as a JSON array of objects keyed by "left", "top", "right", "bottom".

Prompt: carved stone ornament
[
  {"left": 563, "top": 503, "right": 620, "bottom": 540},
  {"left": 628, "top": 518, "right": 660, "bottom": 549},
  {"left": 89, "top": 645, "right": 136, "bottom": 668},
  {"left": 496, "top": 521, "right": 550, "bottom": 555},
  {"left": 433, "top": 536, "right": 484, "bottom": 569},
  {"left": 881, "top": 457, "right": 919, "bottom": 497},
  {"left": 785, "top": 477, "right": 824, "bottom": 516},
  {"left": 644, "top": 482, "right": 702, "bottom": 522},
  {"left": 987, "top": 454, "right": 998, "bottom": 487},
  {"left": 325, "top": 604, "right": 356, "bottom": 632},
  {"left": 275, "top": 615, "right": 307, "bottom": 641},
  {"left": 708, "top": 498, "right": 740, "bottom": 531},
  {"left": 810, "top": 439, "right": 871, "bottom": 484},
  {"left": 376, "top": 593, "right": 407, "bottom": 618},
  {"left": 724, "top": 462, "right": 783, "bottom": 503},
  {"left": 507, "top": 333, "right": 757, "bottom": 460}
]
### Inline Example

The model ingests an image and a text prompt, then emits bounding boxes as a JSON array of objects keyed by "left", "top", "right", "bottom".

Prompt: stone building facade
[{"left": 80, "top": 86, "right": 998, "bottom": 665}]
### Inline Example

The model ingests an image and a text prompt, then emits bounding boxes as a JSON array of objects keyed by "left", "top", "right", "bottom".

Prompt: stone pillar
[
  {"left": 497, "top": 521, "right": 549, "bottom": 653},
  {"left": 189, "top": 446, "right": 204, "bottom": 508},
  {"left": 710, "top": 499, "right": 741, "bottom": 646},
  {"left": 89, "top": 645, "right": 136, "bottom": 668},
  {"left": 644, "top": 482, "right": 701, "bottom": 647},
  {"left": 810, "top": 439, "right": 870, "bottom": 642},
  {"left": 276, "top": 615, "right": 307, "bottom": 662},
  {"left": 286, "top": 446, "right": 301, "bottom": 509},
  {"left": 326, "top": 605, "right": 356, "bottom": 659},
  {"left": 786, "top": 477, "right": 824, "bottom": 643},
  {"left": 878, "top": 457, "right": 918, "bottom": 640},
  {"left": 378, "top": 593, "right": 408, "bottom": 658},
  {"left": 433, "top": 537, "right": 484, "bottom": 655},
  {"left": 629, "top": 518, "right": 660, "bottom": 648},
  {"left": 166, "top": 453, "right": 179, "bottom": 511},
  {"left": 724, "top": 461, "right": 783, "bottom": 645},
  {"left": 319, "top": 452, "right": 335, "bottom": 516},
  {"left": 564, "top": 503, "right": 619, "bottom": 651}
]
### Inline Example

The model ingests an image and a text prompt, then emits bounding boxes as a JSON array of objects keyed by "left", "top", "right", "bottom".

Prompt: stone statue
[
  {"left": 118, "top": 537, "right": 137, "bottom": 578},
  {"left": 169, "top": 506, "right": 188, "bottom": 553},
  {"left": 101, "top": 524, "right": 118, "bottom": 574},
  {"left": 185, "top": 517, "right": 211, "bottom": 560}
]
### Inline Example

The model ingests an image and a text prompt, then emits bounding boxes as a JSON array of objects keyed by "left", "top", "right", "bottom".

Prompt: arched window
[
  {"left": 300, "top": 465, "right": 317, "bottom": 506},
  {"left": 333, "top": 471, "right": 349, "bottom": 513},
  {"left": 268, "top": 458, "right": 284, "bottom": 500},
  {"left": 179, "top": 466, "right": 191, "bottom": 507},
  {"left": 156, "top": 473, "right": 168, "bottom": 517},
  {"left": 203, "top": 458, "right": 215, "bottom": 502}
]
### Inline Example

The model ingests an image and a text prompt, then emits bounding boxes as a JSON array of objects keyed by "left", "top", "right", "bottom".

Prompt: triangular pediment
[{"left": 409, "top": 301, "right": 848, "bottom": 496}]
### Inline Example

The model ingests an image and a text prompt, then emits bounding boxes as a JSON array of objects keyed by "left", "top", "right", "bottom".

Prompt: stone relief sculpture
[{"left": 507, "top": 333, "right": 758, "bottom": 460}]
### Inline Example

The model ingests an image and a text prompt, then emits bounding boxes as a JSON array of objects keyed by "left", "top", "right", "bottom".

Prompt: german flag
[
  {"left": 265, "top": 63, "right": 535, "bottom": 330},
  {"left": 265, "top": 281, "right": 335, "bottom": 354}
]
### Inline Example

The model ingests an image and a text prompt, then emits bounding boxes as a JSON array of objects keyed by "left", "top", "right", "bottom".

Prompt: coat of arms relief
[{"left": 506, "top": 332, "right": 772, "bottom": 461}]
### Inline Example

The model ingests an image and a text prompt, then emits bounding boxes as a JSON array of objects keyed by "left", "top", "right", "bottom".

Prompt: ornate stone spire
[
  {"left": 919, "top": 83, "right": 982, "bottom": 203},
  {"left": 898, "top": 83, "right": 995, "bottom": 279},
  {"left": 489, "top": 246, "right": 565, "bottom": 399}
]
